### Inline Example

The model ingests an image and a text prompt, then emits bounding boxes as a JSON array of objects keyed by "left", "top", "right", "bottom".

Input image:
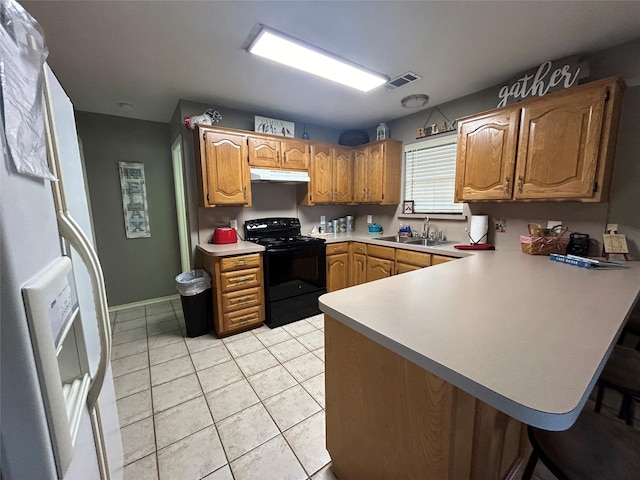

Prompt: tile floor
[{"left": 110, "top": 299, "right": 639, "bottom": 480}]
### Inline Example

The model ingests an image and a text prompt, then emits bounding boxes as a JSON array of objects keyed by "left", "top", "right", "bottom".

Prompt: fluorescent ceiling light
[{"left": 247, "top": 25, "right": 388, "bottom": 93}]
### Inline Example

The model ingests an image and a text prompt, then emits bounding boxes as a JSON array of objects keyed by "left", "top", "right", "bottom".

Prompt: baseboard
[{"left": 109, "top": 294, "right": 181, "bottom": 312}]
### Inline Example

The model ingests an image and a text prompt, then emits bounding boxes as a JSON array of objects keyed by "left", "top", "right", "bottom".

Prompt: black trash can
[{"left": 175, "top": 270, "right": 212, "bottom": 338}]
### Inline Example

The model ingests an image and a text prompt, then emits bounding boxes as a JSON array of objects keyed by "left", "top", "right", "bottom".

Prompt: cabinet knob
[
  {"left": 517, "top": 175, "right": 524, "bottom": 194},
  {"left": 504, "top": 176, "right": 511, "bottom": 195}
]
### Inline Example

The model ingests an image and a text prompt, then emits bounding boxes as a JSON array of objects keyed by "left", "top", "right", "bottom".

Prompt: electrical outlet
[
  {"left": 367, "top": 215, "right": 373, "bottom": 224},
  {"left": 320, "top": 215, "right": 326, "bottom": 224},
  {"left": 495, "top": 219, "right": 506, "bottom": 233},
  {"left": 547, "top": 220, "right": 562, "bottom": 228},
  {"left": 230, "top": 219, "right": 238, "bottom": 229}
]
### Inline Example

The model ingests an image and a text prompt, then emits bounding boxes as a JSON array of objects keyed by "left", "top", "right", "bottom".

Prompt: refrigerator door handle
[{"left": 55, "top": 210, "right": 111, "bottom": 410}]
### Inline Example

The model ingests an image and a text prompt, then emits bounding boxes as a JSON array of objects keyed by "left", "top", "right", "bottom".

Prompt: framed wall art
[
  {"left": 254, "top": 115, "right": 294, "bottom": 137},
  {"left": 118, "top": 162, "right": 150, "bottom": 239},
  {"left": 402, "top": 200, "right": 415, "bottom": 214}
]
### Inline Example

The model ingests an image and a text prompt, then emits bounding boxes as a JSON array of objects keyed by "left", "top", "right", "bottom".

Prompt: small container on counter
[
  {"left": 331, "top": 219, "right": 338, "bottom": 233},
  {"left": 346, "top": 215, "right": 355, "bottom": 232},
  {"left": 337, "top": 217, "right": 347, "bottom": 233}
]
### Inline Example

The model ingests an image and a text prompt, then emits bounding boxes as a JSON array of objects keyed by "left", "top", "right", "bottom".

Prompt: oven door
[{"left": 263, "top": 243, "right": 327, "bottom": 328}]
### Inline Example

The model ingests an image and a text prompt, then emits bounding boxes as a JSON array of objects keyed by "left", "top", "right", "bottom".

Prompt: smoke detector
[{"left": 385, "top": 72, "right": 422, "bottom": 90}]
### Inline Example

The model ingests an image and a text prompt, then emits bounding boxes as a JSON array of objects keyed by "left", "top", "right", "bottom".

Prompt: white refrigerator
[{"left": 1, "top": 5, "right": 123, "bottom": 479}]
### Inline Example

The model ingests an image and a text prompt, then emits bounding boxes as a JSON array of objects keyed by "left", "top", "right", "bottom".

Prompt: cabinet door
[
  {"left": 350, "top": 252, "right": 367, "bottom": 287},
  {"left": 327, "top": 253, "right": 350, "bottom": 292},
  {"left": 248, "top": 136, "right": 280, "bottom": 168},
  {"left": 333, "top": 146, "right": 353, "bottom": 203},
  {"left": 431, "top": 255, "right": 455, "bottom": 266},
  {"left": 366, "top": 257, "right": 394, "bottom": 282},
  {"left": 396, "top": 263, "right": 423, "bottom": 275},
  {"left": 515, "top": 86, "right": 606, "bottom": 199},
  {"left": 281, "top": 139, "right": 310, "bottom": 170},
  {"left": 309, "top": 144, "right": 333, "bottom": 203},
  {"left": 352, "top": 147, "right": 369, "bottom": 203},
  {"left": 367, "top": 143, "right": 385, "bottom": 202},
  {"left": 455, "top": 108, "right": 519, "bottom": 201},
  {"left": 203, "top": 131, "right": 248, "bottom": 205}
]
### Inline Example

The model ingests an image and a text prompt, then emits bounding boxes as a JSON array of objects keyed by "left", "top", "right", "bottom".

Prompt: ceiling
[{"left": 21, "top": 1, "right": 640, "bottom": 130}]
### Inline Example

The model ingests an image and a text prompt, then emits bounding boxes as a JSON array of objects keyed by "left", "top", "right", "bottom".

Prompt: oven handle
[{"left": 266, "top": 245, "right": 326, "bottom": 254}]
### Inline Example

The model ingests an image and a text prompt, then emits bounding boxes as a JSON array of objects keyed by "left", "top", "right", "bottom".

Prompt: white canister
[{"left": 376, "top": 122, "right": 389, "bottom": 141}]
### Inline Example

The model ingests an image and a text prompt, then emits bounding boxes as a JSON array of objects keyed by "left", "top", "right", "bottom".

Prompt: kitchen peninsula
[{"left": 319, "top": 251, "right": 640, "bottom": 479}]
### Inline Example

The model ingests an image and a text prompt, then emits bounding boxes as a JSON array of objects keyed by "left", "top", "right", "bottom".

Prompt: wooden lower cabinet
[
  {"left": 326, "top": 243, "right": 350, "bottom": 293},
  {"left": 365, "top": 244, "right": 395, "bottom": 282},
  {"left": 325, "top": 316, "right": 530, "bottom": 480},
  {"left": 202, "top": 253, "right": 265, "bottom": 337},
  {"left": 349, "top": 243, "right": 367, "bottom": 286},
  {"left": 432, "top": 254, "right": 456, "bottom": 266},
  {"left": 395, "top": 249, "right": 432, "bottom": 274}
]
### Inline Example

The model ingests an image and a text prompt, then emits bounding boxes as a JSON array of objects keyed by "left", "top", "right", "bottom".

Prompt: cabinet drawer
[
  {"left": 221, "top": 287, "right": 262, "bottom": 313},
  {"left": 220, "top": 268, "right": 261, "bottom": 292},
  {"left": 431, "top": 255, "right": 455, "bottom": 266},
  {"left": 220, "top": 253, "right": 261, "bottom": 272},
  {"left": 396, "top": 249, "right": 431, "bottom": 268},
  {"left": 367, "top": 244, "right": 395, "bottom": 261},
  {"left": 396, "top": 263, "right": 423, "bottom": 275},
  {"left": 350, "top": 242, "right": 367, "bottom": 255},
  {"left": 223, "top": 305, "right": 262, "bottom": 331},
  {"left": 327, "top": 242, "right": 349, "bottom": 255}
]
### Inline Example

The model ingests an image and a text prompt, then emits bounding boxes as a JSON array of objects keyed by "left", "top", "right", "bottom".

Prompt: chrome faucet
[{"left": 422, "top": 216, "right": 434, "bottom": 240}]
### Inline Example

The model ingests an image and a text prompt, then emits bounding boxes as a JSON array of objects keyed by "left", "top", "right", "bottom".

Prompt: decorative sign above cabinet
[{"left": 497, "top": 57, "right": 588, "bottom": 108}]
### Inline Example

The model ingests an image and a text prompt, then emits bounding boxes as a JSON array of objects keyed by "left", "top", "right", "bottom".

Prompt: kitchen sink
[
  {"left": 374, "top": 235, "right": 418, "bottom": 244},
  {"left": 406, "top": 239, "right": 455, "bottom": 247}
]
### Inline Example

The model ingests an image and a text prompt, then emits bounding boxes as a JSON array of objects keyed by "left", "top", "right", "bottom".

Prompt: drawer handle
[
  {"left": 231, "top": 296, "right": 253, "bottom": 304},
  {"left": 235, "top": 260, "right": 246, "bottom": 266},
  {"left": 517, "top": 175, "right": 524, "bottom": 193},
  {"left": 237, "top": 316, "right": 253, "bottom": 323},
  {"left": 229, "top": 276, "right": 253, "bottom": 284}
]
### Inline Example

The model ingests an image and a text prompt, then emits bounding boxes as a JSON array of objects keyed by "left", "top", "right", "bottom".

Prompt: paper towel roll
[{"left": 469, "top": 215, "right": 489, "bottom": 244}]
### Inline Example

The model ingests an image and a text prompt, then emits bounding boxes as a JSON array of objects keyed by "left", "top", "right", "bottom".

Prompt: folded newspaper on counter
[{"left": 550, "top": 254, "right": 630, "bottom": 269}]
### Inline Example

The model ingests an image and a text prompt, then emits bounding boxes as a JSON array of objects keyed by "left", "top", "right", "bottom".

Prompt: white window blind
[{"left": 404, "top": 136, "right": 463, "bottom": 214}]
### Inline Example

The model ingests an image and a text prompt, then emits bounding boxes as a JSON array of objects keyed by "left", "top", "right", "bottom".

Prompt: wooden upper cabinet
[
  {"left": 197, "top": 128, "right": 251, "bottom": 207},
  {"left": 248, "top": 135, "right": 309, "bottom": 170},
  {"left": 304, "top": 143, "right": 353, "bottom": 204},
  {"left": 353, "top": 140, "right": 402, "bottom": 204},
  {"left": 514, "top": 86, "right": 605, "bottom": 200},
  {"left": 455, "top": 108, "right": 519, "bottom": 201},
  {"left": 455, "top": 76, "right": 624, "bottom": 203}
]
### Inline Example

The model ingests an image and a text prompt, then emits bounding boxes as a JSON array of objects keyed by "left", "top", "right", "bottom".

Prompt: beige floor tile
[
  {"left": 123, "top": 453, "right": 158, "bottom": 480},
  {"left": 152, "top": 373, "right": 202, "bottom": 413},
  {"left": 301, "top": 372, "right": 325, "bottom": 408},
  {"left": 282, "top": 320, "right": 316, "bottom": 337},
  {"left": 306, "top": 314, "right": 324, "bottom": 330},
  {"left": 185, "top": 333, "right": 224, "bottom": 354},
  {"left": 254, "top": 327, "right": 294, "bottom": 347},
  {"left": 112, "top": 351, "right": 149, "bottom": 378},
  {"left": 222, "top": 330, "right": 255, "bottom": 344},
  {"left": 296, "top": 330, "right": 324, "bottom": 351},
  {"left": 114, "top": 368, "right": 150, "bottom": 399},
  {"left": 263, "top": 385, "right": 322, "bottom": 431},
  {"left": 150, "top": 356, "right": 194, "bottom": 386},
  {"left": 147, "top": 330, "right": 184, "bottom": 350},
  {"left": 283, "top": 411, "right": 330, "bottom": 476},
  {"left": 203, "top": 465, "right": 234, "bottom": 480},
  {"left": 312, "top": 347, "right": 325, "bottom": 362},
  {"left": 235, "top": 348, "right": 279, "bottom": 377},
  {"left": 117, "top": 389, "right": 153, "bottom": 427},
  {"left": 206, "top": 379, "right": 260, "bottom": 423},
  {"left": 267, "top": 338, "right": 309, "bottom": 363},
  {"left": 247, "top": 365, "right": 298, "bottom": 400},
  {"left": 149, "top": 341, "right": 189, "bottom": 366},
  {"left": 226, "top": 335, "right": 265, "bottom": 358},
  {"left": 198, "top": 360, "right": 244, "bottom": 394},
  {"left": 146, "top": 311, "right": 177, "bottom": 325},
  {"left": 116, "top": 307, "right": 146, "bottom": 323},
  {"left": 217, "top": 403, "right": 279, "bottom": 461},
  {"left": 120, "top": 417, "right": 155, "bottom": 465},
  {"left": 113, "top": 327, "right": 148, "bottom": 346},
  {"left": 283, "top": 352, "right": 325, "bottom": 383},
  {"left": 146, "top": 302, "right": 174, "bottom": 316},
  {"left": 157, "top": 425, "right": 226, "bottom": 480},
  {"left": 311, "top": 464, "right": 338, "bottom": 480},
  {"left": 113, "top": 317, "right": 146, "bottom": 334},
  {"left": 191, "top": 344, "right": 232, "bottom": 371},
  {"left": 147, "top": 319, "right": 180, "bottom": 336},
  {"left": 111, "top": 337, "right": 148, "bottom": 360},
  {"left": 230, "top": 434, "right": 306, "bottom": 480},
  {"left": 154, "top": 396, "right": 213, "bottom": 449}
]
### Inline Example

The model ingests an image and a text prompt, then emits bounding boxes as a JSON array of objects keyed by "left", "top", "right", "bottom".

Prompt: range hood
[{"left": 250, "top": 168, "right": 310, "bottom": 183}]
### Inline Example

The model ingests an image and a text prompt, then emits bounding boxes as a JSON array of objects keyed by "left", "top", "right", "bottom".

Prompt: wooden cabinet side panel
[
  {"left": 515, "top": 86, "right": 606, "bottom": 199},
  {"left": 380, "top": 140, "right": 403, "bottom": 204}
]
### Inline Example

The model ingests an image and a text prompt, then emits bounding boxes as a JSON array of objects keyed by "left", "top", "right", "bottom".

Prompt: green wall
[{"left": 76, "top": 112, "right": 181, "bottom": 306}]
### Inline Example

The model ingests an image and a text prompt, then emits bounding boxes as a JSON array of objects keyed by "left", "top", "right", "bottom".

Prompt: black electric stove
[{"left": 244, "top": 218, "right": 326, "bottom": 328}]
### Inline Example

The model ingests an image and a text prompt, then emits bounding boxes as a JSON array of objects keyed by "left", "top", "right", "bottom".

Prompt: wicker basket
[{"left": 520, "top": 224, "right": 569, "bottom": 255}]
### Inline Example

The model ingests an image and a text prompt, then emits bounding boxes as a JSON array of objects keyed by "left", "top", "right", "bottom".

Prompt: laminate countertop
[
  {"left": 197, "top": 241, "right": 265, "bottom": 257},
  {"left": 319, "top": 249, "right": 640, "bottom": 430}
]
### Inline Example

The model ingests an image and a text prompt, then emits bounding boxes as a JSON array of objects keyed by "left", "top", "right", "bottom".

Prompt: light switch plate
[
  {"left": 367, "top": 215, "right": 373, "bottom": 224},
  {"left": 547, "top": 220, "right": 562, "bottom": 228},
  {"left": 230, "top": 219, "right": 238, "bottom": 229},
  {"left": 320, "top": 215, "right": 326, "bottom": 224}
]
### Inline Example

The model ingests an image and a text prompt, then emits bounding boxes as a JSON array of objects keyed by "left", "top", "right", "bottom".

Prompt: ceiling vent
[{"left": 385, "top": 72, "right": 422, "bottom": 90}]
